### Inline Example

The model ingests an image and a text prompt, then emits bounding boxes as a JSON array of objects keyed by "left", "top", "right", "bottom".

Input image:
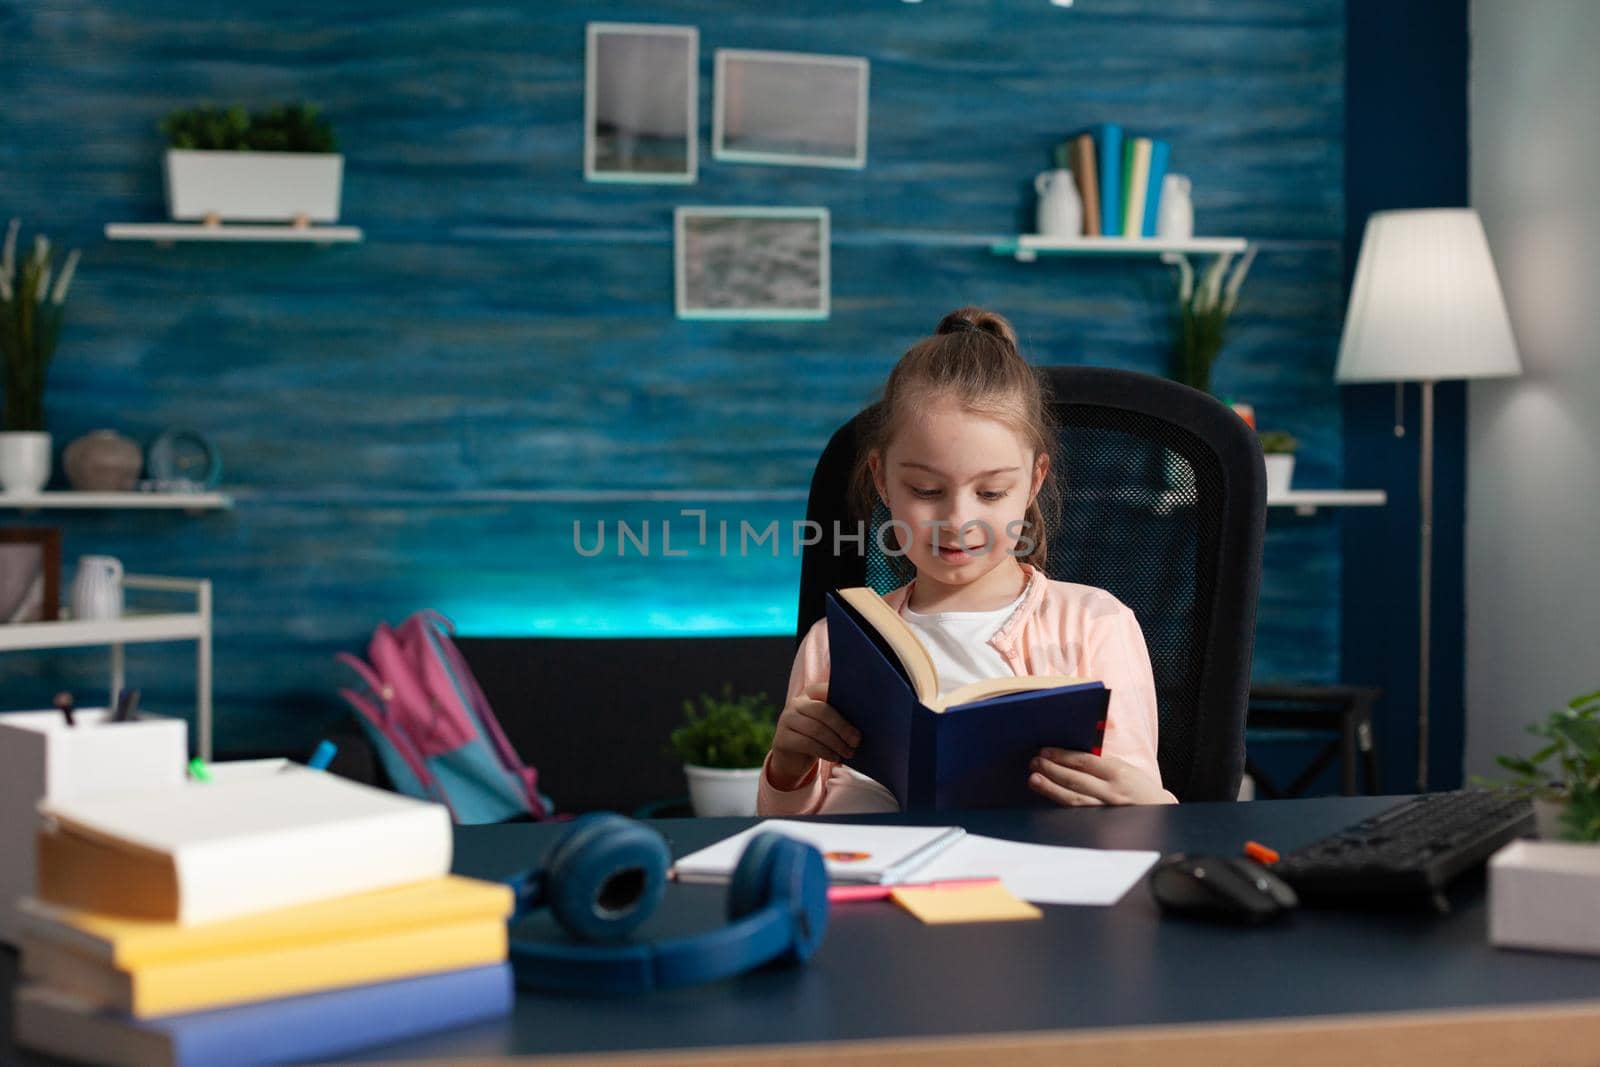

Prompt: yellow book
[
  {"left": 14, "top": 876, "right": 512, "bottom": 968},
  {"left": 20, "top": 917, "right": 508, "bottom": 1018}
]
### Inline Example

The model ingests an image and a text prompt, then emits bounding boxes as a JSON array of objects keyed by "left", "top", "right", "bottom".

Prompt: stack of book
[
  {"left": 11, "top": 766, "right": 514, "bottom": 1067},
  {"left": 1056, "top": 123, "right": 1172, "bottom": 239}
]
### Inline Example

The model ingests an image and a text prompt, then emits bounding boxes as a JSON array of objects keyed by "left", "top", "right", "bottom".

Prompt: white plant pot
[
  {"left": 0, "top": 432, "right": 52, "bottom": 494},
  {"left": 1264, "top": 453, "right": 1295, "bottom": 496},
  {"left": 684, "top": 764, "right": 761, "bottom": 817},
  {"left": 165, "top": 149, "right": 344, "bottom": 223},
  {"left": 1534, "top": 796, "right": 1570, "bottom": 840}
]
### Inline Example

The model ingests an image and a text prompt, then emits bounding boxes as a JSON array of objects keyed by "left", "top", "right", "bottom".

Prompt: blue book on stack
[
  {"left": 1094, "top": 123, "right": 1125, "bottom": 237},
  {"left": 1141, "top": 139, "right": 1171, "bottom": 237},
  {"left": 13, "top": 963, "right": 513, "bottom": 1067}
]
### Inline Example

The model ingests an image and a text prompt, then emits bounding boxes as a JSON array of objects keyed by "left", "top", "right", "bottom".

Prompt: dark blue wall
[
  {"left": 2, "top": 0, "right": 1352, "bottom": 756},
  {"left": 1343, "top": 0, "right": 1469, "bottom": 792}
]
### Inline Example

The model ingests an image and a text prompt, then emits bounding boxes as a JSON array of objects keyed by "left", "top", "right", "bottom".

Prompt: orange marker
[{"left": 1243, "top": 840, "right": 1279, "bottom": 865}]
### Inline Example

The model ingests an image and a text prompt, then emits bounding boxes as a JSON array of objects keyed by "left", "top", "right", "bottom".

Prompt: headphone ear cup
[
  {"left": 727, "top": 832, "right": 830, "bottom": 965},
  {"left": 543, "top": 814, "right": 670, "bottom": 943}
]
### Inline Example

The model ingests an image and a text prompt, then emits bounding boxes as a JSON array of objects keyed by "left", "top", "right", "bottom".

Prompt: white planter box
[
  {"left": 684, "top": 764, "right": 761, "bottom": 817},
  {"left": 0, "top": 708, "right": 187, "bottom": 944},
  {"left": 1264, "top": 454, "right": 1296, "bottom": 496},
  {"left": 165, "top": 149, "right": 344, "bottom": 223},
  {"left": 1490, "top": 838, "right": 1600, "bottom": 956}
]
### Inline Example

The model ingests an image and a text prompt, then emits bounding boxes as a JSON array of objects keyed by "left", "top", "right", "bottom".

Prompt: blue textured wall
[{"left": 1, "top": 0, "right": 1347, "bottom": 754}]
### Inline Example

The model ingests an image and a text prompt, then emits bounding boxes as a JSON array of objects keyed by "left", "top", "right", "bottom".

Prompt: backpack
[{"left": 337, "top": 610, "right": 551, "bottom": 824}]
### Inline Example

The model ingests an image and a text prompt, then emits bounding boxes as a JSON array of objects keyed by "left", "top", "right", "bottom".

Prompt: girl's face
[{"left": 869, "top": 396, "right": 1049, "bottom": 589}]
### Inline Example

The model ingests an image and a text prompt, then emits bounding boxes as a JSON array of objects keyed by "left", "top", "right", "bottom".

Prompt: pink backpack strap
[
  {"left": 338, "top": 686, "right": 458, "bottom": 822},
  {"left": 368, "top": 621, "right": 471, "bottom": 755}
]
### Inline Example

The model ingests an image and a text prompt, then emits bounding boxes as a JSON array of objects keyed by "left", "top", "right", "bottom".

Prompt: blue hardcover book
[
  {"left": 1093, "top": 123, "right": 1124, "bottom": 237},
  {"left": 825, "top": 589, "right": 1109, "bottom": 811},
  {"left": 1141, "top": 139, "right": 1171, "bottom": 237},
  {"left": 14, "top": 964, "right": 513, "bottom": 1067}
]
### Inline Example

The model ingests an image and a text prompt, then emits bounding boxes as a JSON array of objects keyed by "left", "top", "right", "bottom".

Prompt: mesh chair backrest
[{"left": 795, "top": 366, "right": 1265, "bottom": 801}]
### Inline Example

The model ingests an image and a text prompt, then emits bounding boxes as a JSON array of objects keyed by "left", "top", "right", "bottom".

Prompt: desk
[{"left": 4, "top": 796, "right": 1600, "bottom": 1066}]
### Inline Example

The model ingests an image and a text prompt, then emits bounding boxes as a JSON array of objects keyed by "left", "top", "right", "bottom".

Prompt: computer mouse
[{"left": 1148, "top": 853, "right": 1299, "bottom": 924}]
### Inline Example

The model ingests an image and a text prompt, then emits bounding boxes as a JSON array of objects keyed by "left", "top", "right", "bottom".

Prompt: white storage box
[
  {"left": 1489, "top": 838, "right": 1600, "bottom": 956},
  {"left": 0, "top": 709, "right": 187, "bottom": 944}
]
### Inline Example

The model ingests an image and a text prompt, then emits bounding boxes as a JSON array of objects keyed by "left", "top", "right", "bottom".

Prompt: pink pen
[{"left": 828, "top": 877, "right": 1002, "bottom": 903}]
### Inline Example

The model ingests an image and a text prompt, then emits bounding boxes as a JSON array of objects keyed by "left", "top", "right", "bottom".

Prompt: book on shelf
[
  {"left": 1069, "top": 133, "right": 1101, "bottom": 237},
  {"left": 1141, "top": 138, "right": 1171, "bottom": 236},
  {"left": 35, "top": 765, "right": 452, "bottom": 924},
  {"left": 12, "top": 963, "right": 513, "bottom": 1067},
  {"left": 1123, "top": 137, "right": 1153, "bottom": 238},
  {"left": 1092, "top": 123, "right": 1124, "bottom": 237},
  {"left": 824, "top": 586, "right": 1110, "bottom": 811}
]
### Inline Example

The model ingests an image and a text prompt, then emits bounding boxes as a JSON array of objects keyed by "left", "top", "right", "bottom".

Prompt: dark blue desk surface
[{"left": 6, "top": 796, "right": 1600, "bottom": 1065}]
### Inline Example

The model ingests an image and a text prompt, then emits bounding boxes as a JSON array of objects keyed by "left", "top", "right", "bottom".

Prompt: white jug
[
  {"left": 1156, "top": 174, "right": 1194, "bottom": 240},
  {"left": 71, "top": 555, "right": 124, "bottom": 621},
  {"left": 1034, "top": 169, "right": 1083, "bottom": 238}
]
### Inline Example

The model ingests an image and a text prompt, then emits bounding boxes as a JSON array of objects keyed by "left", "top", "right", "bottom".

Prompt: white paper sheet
[{"left": 914, "top": 834, "right": 1160, "bottom": 906}]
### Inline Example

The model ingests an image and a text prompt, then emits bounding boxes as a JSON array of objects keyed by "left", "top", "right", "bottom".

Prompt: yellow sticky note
[{"left": 889, "top": 882, "right": 1043, "bottom": 924}]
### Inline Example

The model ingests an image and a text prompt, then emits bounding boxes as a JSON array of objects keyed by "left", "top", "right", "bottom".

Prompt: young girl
[{"left": 759, "top": 307, "right": 1177, "bottom": 815}]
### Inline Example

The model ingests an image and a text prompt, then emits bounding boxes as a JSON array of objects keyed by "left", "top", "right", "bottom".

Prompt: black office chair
[{"left": 795, "top": 365, "right": 1266, "bottom": 802}]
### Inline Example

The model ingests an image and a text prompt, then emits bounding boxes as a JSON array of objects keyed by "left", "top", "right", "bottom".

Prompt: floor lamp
[{"left": 1335, "top": 209, "right": 1521, "bottom": 793}]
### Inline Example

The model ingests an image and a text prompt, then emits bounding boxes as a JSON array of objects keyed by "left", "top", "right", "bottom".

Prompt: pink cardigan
[{"left": 758, "top": 565, "right": 1178, "bottom": 814}]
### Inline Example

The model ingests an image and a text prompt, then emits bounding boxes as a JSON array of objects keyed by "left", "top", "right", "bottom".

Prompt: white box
[
  {"left": 0, "top": 709, "right": 187, "bottom": 944},
  {"left": 1489, "top": 838, "right": 1600, "bottom": 956},
  {"left": 164, "top": 149, "right": 344, "bottom": 223}
]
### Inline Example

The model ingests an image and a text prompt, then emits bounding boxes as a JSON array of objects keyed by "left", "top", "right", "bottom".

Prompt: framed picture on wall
[
  {"left": 675, "top": 207, "right": 830, "bottom": 320},
  {"left": 0, "top": 527, "right": 61, "bottom": 624},
  {"left": 713, "top": 50, "right": 869, "bottom": 168},
  {"left": 585, "top": 23, "right": 699, "bottom": 183}
]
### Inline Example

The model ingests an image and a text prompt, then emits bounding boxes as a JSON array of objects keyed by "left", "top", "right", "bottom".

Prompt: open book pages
[
  {"left": 673, "top": 820, "right": 967, "bottom": 886},
  {"left": 835, "top": 587, "right": 1087, "bottom": 711},
  {"left": 673, "top": 820, "right": 1159, "bottom": 905}
]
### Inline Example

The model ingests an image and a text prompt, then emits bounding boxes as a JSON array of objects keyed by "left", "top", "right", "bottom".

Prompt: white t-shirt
[{"left": 901, "top": 585, "right": 1028, "bottom": 697}]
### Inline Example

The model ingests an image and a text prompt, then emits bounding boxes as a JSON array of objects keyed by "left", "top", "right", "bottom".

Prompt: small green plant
[
  {"left": 1258, "top": 431, "right": 1297, "bottom": 455},
  {"left": 1492, "top": 688, "right": 1600, "bottom": 842},
  {"left": 1, "top": 220, "right": 81, "bottom": 433},
  {"left": 162, "top": 103, "right": 337, "bottom": 153},
  {"left": 1170, "top": 247, "right": 1257, "bottom": 395},
  {"left": 668, "top": 685, "right": 778, "bottom": 770}
]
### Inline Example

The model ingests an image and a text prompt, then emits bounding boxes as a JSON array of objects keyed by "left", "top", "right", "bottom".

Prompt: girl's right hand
[{"left": 768, "top": 682, "right": 861, "bottom": 789}]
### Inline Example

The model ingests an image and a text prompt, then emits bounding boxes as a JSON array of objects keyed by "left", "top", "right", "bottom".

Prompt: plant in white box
[
  {"left": 668, "top": 685, "right": 777, "bottom": 817},
  {"left": 161, "top": 103, "right": 344, "bottom": 224},
  {"left": 1491, "top": 687, "right": 1600, "bottom": 842}
]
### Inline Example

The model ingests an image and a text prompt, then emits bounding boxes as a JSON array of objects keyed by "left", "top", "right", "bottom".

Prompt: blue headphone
[{"left": 505, "top": 813, "right": 830, "bottom": 996}]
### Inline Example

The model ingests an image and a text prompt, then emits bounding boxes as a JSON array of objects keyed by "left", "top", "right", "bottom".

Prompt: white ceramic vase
[
  {"left": 1034, "top": 169, "right": 1083, "bottom": 238},
  {"left": 1156, "top": 173, "right": 1194, "bottom": 240},
  {"left": 684, "top": 764, "right": 762, "bottom": 817},
  {"left": 0, "top": 432, "right": 52, "bottom": 494},
  {"left": 1264, "top": 454, "right": 1295, "bottom": 496},
  {"left": 70, "top": 555, "right": 124, "bottom": 621}
]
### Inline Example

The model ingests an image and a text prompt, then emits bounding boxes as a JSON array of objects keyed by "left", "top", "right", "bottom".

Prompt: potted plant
[
  {"left": 668, "top": 685, "right": 778, "bottom": 817},
  {"left": 1258, "top": 431, "right": 1297, "bottom": 496},
  {"left": 0, "top": 220, "right": 80, "bottom": 494},
  {"left": 1169, "top": 246, "right": 1257, "bottom": 395},
  {"left": 161, "top": 103, "right": 343, "bottom": 224},
  {"left": 1493, "top": 688, "right": 1600, "bottom": 842}
]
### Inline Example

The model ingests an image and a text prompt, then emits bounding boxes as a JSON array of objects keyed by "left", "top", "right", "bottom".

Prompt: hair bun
[{"left": 935, "top": 306, "right": 1018, "bottom": 350}]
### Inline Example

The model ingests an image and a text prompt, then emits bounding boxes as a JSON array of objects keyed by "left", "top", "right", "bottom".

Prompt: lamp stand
[{"left": 1416, "top": 379, "right": 1435, "bottom": 793}]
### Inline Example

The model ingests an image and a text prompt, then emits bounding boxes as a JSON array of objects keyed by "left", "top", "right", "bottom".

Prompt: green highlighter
[{"left": 188, "top": 757, "right": 213, "bottom": 783}]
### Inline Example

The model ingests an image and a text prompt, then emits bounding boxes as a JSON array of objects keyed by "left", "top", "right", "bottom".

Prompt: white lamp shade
[{"left": 1335, "top": 208, "right": 1522, "bottom": 383}]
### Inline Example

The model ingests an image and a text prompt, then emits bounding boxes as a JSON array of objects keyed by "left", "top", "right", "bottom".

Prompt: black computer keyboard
[{"left": 1274, "top": 789, "right": 1536, "bottom": 904}]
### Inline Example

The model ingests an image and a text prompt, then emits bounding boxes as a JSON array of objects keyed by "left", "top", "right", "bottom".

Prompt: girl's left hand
[{"left": 1027, "top": 748, "right": 1170, "bottom": 806}]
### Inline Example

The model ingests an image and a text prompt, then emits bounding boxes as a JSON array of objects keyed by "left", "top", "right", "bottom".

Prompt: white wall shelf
[
  {"left": 1269, "top": 489, "right": 1387, "bottom": 516},
  {"left": 105, "top": 223, "right": 362, "bottom": 245},
  {"left": 0, "top": 491, "right": 232, "bottom": 512},
  {"left": 993, "top": 235, "right": 1250, "bottom": 262},
  {"left": 0, "top": 576, "right": 214, "bottom": 759}
]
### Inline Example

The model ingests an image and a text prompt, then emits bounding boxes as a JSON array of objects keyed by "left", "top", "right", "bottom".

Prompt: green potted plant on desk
[
  {"left": 162, "top": 102, "right": 343, "bottom": 225},
  {"left": 1258, "top": 431, "right": 1298, "bottom": 497},
  {"left": 1493, "top": 688, "right": 1600, "bottom": 843},
  {"left": 1168, "top": 247, "right": 1257, "bottom": 396},
  {"left": 669, "top": 685, "right": 778, "bottom": 817},
  {"left": 1, "top": 220, "right": 80, "bottom": 494}
]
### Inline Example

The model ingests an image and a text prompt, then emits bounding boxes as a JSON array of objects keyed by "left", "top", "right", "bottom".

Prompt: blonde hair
[{"left": 851, "top": 306, "right": 1059, "bottom": 574}]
